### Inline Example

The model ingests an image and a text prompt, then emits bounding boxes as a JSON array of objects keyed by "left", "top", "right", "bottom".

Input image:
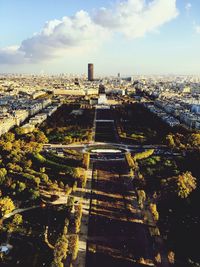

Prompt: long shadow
[
  {"left": 86, "top": 161, "right": 155, "bottom": 267},
  {"left": 95, "top": 108, "right": 118, "bottom": 143}
]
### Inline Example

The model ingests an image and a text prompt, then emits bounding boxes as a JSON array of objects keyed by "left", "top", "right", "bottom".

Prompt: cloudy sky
[{"left": 0, "top": 0, "right": 200, "bottom": 75}]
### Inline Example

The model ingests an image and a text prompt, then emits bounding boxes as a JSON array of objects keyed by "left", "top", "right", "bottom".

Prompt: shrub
[
  {"left": 125, "top": 152, "right": 136, "bottom": 169},
  {"left": 0, "top": 197, "right": 15, "bottom": 216},
  {"left": 54, "top": 235, "right": 68, "bottom": 263},
  {"left": 82, "top": 153, "right": 90, "bottom": 169},
  {"left": 150, "top": 203, "right": 159, "bottom": 221},
  {"left": 68, "top": 235, "right": 79, "bottom": 261},
  {"left": 177, "top": 171, "right": 197, "bottom": 198},
  {"left": 134, "top": 149, "right": 154, "bottom": 161},
  {"left": 137, "top": 190, "right": 146, "bottom": 209}
]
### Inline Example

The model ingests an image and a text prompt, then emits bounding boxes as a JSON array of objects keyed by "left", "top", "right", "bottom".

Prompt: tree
[
  {"left": 87, "top": 132, "right": 93, "bottom": 142},
  {"left": 189, "top": 133, "right": 200, "bottom": 147},
  {"left": 74, "top": 203, "right": 83, "bottom": 233},
  {"left": 12, "top": 214, "right": 23, "bottom": 225},
  {"left": 137, "top": 190, "right": 146, "bottom": 209},
  {"left": 35, "top": 130, "right": 48, "bottom": 143},
  {"left": 3, "top": 132, "right": 15, "bottom": 142},
  {"left": 82, "top": 153, "right": 90, "bottom": 169},
  {"left": 34, "top": 177, "right": 41, "bottom": 187},
  {"left": 30, "top": 189, "right": 40, "bottom": 200},
  {"left": 134, "top": 149, "right": 154, "bottom": 161},
  {"left": 64, "top": 136, "right": 72, "bottom": 144},
  {"left": 12, "top": 140, "right": 21, "bottom": 151},
  {"left": 15, "top": 127, "right": 26, "bottom": 135},
  {"left": 150, "top": 203, "right": 159, "bottom": 221},
  {"left": 54, "top": 235, "right": 68, "bottom": 263},
  {"left": 2, "top": 142, "right": 12, "bottom": 152},
  {"left": 177, "top": 172, "right": 197, "bottom": 198},
  {"left": 125, "top": 152, "right": 137, "bottom": 169},
  {"left": 40, "top": 167, "right": 46, "bottom": 173},
  {"left": 0, "top": 197, "right": 15, "bottom": 216},
  {"left": 59, "top": 181, "right": 64, "bottom": 189},
  {"left": 18, "top": 182, "right": 26, "bottom": 192},
  {"left": 0, "top": 168, "right": 7, "bottom": 185},
  {"left": 51, "top": 261, "right": 64, "bottom": 267},
  {"left": 129, "top": 168, "right": 134, "bottom": 178},
  {"left": 166, "top": 134, "right": 175, "bottom": 148},
  {"left": 7, "top": 214, "right": 22, "bottom": 234},
  {"left": 24, "top": 142, "right": 43, "bottom": 153},
  {"left": 68, "top": 235, "right": 79, "bottom": 261},
  {"left": 40, "top": 173, "right": 49, "bottom": 183},
  {"left": 75, "top": 168, "right": 87, "bottom": 188},
  {"left": 6, "top": 163, "right": 23, "bottom": 172},
  {"left": 24, "top": 159, "right": 32, "bottom": 168}
]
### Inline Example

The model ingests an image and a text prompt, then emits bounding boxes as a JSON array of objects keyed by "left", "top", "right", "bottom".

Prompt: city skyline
[{"left": 0, "top": 0, "right": 200, "bottom": 75}]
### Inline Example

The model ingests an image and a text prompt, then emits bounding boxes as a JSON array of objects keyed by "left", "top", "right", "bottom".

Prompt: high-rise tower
[{"left": 88, "top": 63, "right": 94, "bottom": 81}]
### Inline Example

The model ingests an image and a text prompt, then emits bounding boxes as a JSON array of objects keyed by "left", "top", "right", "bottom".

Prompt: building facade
[{"left": 88, "top": 63, "right": 94, "bottom": 81}]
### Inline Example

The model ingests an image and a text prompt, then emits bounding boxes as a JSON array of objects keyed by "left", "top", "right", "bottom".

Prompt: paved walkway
[{"left": 73, "top": 169, "right": 93, "bottom": 267}]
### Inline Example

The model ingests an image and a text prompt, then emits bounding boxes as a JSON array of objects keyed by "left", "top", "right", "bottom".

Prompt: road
[
  {"left": 43, "top": 142, "right": 181, "bottom": 161},
  {"left": 43, "top": 142, "right": 168, "bottom": 150}
]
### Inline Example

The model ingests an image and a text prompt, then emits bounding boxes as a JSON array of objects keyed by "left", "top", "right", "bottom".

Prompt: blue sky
[{"left": 0, "top": 0, "right": 200, "bottom": 75}]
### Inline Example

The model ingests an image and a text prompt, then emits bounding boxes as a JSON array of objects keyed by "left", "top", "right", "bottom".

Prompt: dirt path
[{"left": 72, "top": 168, "right": 93, "bottom": 267}]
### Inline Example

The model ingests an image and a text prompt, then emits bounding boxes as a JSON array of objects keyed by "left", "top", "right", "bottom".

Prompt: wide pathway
[{"left": 86, "top": 161, "right": 155, "bottom": 267}]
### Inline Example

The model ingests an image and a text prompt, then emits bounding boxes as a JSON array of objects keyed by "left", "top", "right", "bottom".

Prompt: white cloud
[
  {"left": 193, "top": 21, "right": 200, "bottom": 34},
  {"left": 0, "top": 0, "right": 179, "bottom": 64},
  {"left": 0, "top": 10, "right": 110, "bottom": 64},
  {"left": 0, "top": 46, "right": 27, "bottom": 64},
  {"left": 19, "top": 11, "right": 110, "bottom": 61},
  {"left": 185, "top": 2, "right": 192, "bottom": 12},
  {"left": 93, "top": 0, "right": 179, "bottom": 38},
  {"left": 195, "top": 25, "right": 200, "bottom": 34}
]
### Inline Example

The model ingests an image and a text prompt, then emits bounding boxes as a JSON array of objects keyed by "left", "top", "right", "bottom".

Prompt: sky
[{"left": 0, "top": 0, "right": 200, "bottom": 76}]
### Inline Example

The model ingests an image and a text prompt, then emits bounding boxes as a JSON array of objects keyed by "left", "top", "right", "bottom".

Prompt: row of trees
[
  {"left": 82, "top": 152, "right": 90, "bottom": 170},
  {"left": 166, "top": 133, "right": 200, "bottom": 150},
  {"left": 73, "top": 203, "right": 83, "bottom": 234},
  {"left": 40, "top": 104, "right": 94, "bottom": 144},
  {"left": 150, "top": 203, "right": 159, "bottom": 222},
  {"left": 133, "top": 149, "right": 155, "bottom": 161},
  {"left": 126, "top": 150, "right": 155, "bottom": 168},
  {"left": 51, "top": 202, "right": 83, "bottom": 266},
  {"left": 76, "top": 168, "right": 87, "bottom": 188},
  {"left": 161, "top": 171, "right": 197, "bottom": 199},
  {"left": 51, "top": 219, "right": 69, "bottom": 267}
]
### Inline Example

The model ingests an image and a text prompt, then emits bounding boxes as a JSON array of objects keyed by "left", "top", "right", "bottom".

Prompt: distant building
[
  {"left": 98, "top": 84, "right": 107, "bottom": 105},
  {"left": 54, "top": 89, "right": 85, "bottom": 96},
  {"left": 74, "top": 78, "right": 79, "bottom": 86},
  {"left": 88, "top": 63, "right": 94, "bottom": 81},
  {"left": 99, "top": 84, "right": 106, "bottom": 94},
  {"left": 191, "top": 104, "right": 200, "bottom": 114},
  {"left": 21, "top": 123, "right": 35, "bottom": 134}
]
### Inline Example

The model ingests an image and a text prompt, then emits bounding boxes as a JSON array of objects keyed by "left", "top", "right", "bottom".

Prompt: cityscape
[{"left": 0, "top": 1, "right": 200, "bottom": 267}]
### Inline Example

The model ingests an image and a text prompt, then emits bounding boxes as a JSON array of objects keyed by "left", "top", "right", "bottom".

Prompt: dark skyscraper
[{"left": 88, "top": 63, "right": 94, "bottom": 81}]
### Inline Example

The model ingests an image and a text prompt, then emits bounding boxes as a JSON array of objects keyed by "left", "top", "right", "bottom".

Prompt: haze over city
[
  {"left": 0, "top": 1, "right": 200, "bottom": 267},
  {"left": 0, "top": 0, "right": 200, "bottom": 75}
]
